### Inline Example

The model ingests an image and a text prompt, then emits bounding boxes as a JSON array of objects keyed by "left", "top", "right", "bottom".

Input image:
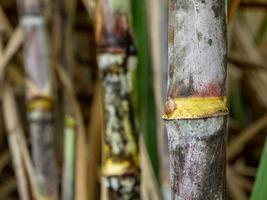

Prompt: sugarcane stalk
[
  {"left": 53, "top": 0, "right": 76, "bottom": 199},
  {"left": 16, "top": 0, "right": 58, "bottom": 199},
  {"left": 62, "top": 116, "right": 76, "bottom": 200},
  {"left": 95, "top": 0, "right": 140, "bottom": 199},
  {"left": 163, "top": 0, "right": 228, "bottom": 199}
]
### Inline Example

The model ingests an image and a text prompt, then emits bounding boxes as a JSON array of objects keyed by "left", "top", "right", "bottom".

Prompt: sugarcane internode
[
  {"left": 164, "top": 0, "right": 228, "bottom": 199},
  {"left": 98, "top": 52, "right": 140, "bottom": 199},
  {"left": 27, "top": 97, "right": 58, "bottom": 200}
]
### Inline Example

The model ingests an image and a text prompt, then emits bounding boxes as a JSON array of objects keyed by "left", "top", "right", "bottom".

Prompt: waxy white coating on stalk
[
  {"left": 165, "top": 0, "right": 227, "bottom": 199},
  {"left": 166, "top": 118, "right": 227, "bottom": 199},
  {"left": 98, "top": 53, "right": 140, "bottom": 199},
  {"left": 168, "top": 0, "right": 226, "bottom": 97},
  {"left": 99, "top": 54, "right": 138, "bottom": 159},
  {"left": 20, "top": 15, "right": 52, "bottom": 98},
  {"left": 98, "top": 54, "right": 125, "bottom": 70}
]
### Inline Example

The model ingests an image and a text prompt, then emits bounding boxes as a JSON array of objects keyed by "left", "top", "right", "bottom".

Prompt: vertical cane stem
[
  {"left": 52, "top": 0, "right": 76, "bottom": 199},
  {"left": 17, "top": 0, "right": 58, "bottom": 199},
  {"left": 164, "top": 0, "right": 228, "bottom": 199},
  {"left": 95, "top": 0, "right": 141, "bottom": 199}
]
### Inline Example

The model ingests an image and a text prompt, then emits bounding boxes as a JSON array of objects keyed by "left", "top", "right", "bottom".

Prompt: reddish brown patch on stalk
[
  {"left": 168, "top": 80, "right": 225, "bottom": 99},
  {"left": 168, "top": 84, "right": 182, "bottom": 99},
  {"left": 113, "top": 12, "right": 129, "bottom": 37},
  {"left": 173, "top": 80, "right": 225, "bottom": 98},
  {"left": 96, "top": 2, "right": 135, "bottom": 53},
  {"left": 203, "top": 81, "right": 222, "bottom": 96},
  {"left": 193, "top": 80, "right": 224, "bottom": 97}
]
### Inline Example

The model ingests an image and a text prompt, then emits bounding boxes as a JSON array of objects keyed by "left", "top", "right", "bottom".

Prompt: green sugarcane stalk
[
  {"left": 163, "top": 0, "right": 228, "bottom": 199},
  {"left": 62, "top": 115, "right": 76, "bottom": 200},
  {"left": 52, "top": 0, "right": 76, "bottom": 199},
  {"left": 95, "top": 0, "right": 140, "bottom": 199},
  {"left": 17, "top": 0, "right": 58, "bottom": 199}
]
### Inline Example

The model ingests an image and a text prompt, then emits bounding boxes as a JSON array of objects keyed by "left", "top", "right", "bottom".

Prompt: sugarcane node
[
  {"left": 102, "top": 158, "right": 140, "bottom": 177},
  {"left": 163, "top": 96, "right": 228, "bottom": 120},
  {"left": 28, "top": 96, "right": 53, "bottom": 112},
  {"left": 65, "top": 115, "right": 76, "bottom": 128}
]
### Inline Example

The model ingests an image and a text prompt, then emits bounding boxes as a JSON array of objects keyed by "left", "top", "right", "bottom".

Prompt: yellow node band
[
  {"left": 163, "top": 96, "right": 228, "bottom": 120},
  {"left": 28, "top": 98, "right": 52, "bottom": 112},
  {"left": 102, "top": 159, "right": 131, "bottom": 176},
  {"left": 65, "top": 115, "right": 76, "bottom": 127}
]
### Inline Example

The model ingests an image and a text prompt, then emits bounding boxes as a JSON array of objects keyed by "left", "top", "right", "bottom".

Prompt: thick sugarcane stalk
[
  {"left": 95, "top": 0, "right": 140, "bottom": 199},
  {"left": 53, "top": 0, "right": 76, "bottom": 199},
  {"left": 17, "top": 0, "right": 58, "bottom": 199},
  {"left": 163, "top": 0, "right": 228, "bottom": 199}
]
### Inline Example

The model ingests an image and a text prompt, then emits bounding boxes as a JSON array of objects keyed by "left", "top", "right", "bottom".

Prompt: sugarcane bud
[{"left": 165, "top": 97, "right": 176, "bottom": 116}]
